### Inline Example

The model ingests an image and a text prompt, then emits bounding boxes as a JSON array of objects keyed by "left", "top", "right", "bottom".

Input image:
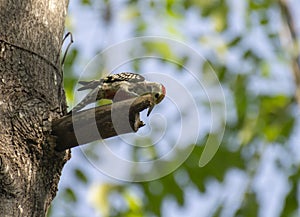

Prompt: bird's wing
[{"left": 102, "top": 72, "right": 145, "bottom": 83}]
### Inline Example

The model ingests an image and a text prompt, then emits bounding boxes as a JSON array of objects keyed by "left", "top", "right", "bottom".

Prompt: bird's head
[{"left": 147, "top": 83, "right": 166, "bottom": 116}]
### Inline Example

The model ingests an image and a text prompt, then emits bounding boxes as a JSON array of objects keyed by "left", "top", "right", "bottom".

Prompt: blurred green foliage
[{"left": 52, "top": 0, "right": 300, "bottom": 217}]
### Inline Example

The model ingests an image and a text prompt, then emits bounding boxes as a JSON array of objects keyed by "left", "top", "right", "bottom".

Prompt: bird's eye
[{"left": 155, "top": 93, "right": 160, "bottom": 98}]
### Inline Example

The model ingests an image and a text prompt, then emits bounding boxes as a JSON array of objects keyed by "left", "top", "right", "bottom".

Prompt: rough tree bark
[
  {"left": 0, "top": 1, "right": 153, "bottom": 216},
  {"left": 0, "top": 0, "right": 70, "bottom": 216}
]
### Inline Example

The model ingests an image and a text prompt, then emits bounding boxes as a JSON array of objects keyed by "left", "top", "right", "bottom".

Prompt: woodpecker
[{"left": 71, "top": 72, "right": 166, "bottom": 116}]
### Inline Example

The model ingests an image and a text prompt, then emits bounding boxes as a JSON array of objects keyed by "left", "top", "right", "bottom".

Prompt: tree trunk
[{"left": 0, "top": 0, "right": 70, "bottom": 216}]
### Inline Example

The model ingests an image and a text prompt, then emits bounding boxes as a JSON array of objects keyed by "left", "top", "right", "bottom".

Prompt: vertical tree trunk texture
[{"left": 0, "top": 0, "right": 70, "bottom": 216}]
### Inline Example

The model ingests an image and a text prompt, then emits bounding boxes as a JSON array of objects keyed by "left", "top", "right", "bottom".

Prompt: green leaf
[
  {"left": 233, "top": 75, "right": 248, "bottom": 126},
  {"left": 212, "top": 8, "right": 228, "bottom": 32},
  {"left": 212, "top": 204, "right": 223, "bottom": 217},
  {"left": 236, "top": 192, "right": 259, "bottom": 217},
  {"left": 281, "top": 186, "right": 298, "bottom": 217},
  {"left": 63, "top": 76, "right": 78, "bottom": 103},
  {"left": 258, "top": 95, "right": 295, "bottom": 142},
  {"left": 228, "top": 36, "right": 242, "bottom": 47},
  {"left": 142, "top": 41, "right": 175, "bottom": 61},
  {"left": 260, "top": 61, "right": 270, "bottom": 77},
  {"left": 184, "top": 144, "right": 245, "bottom": 191},
  {"left": 63, "top": 188, "right": 77, "bottom": 203},
  {"left": 88, "top": 183, "right": 116, "bottom": 217},
  {"left": 122, "top": 191, "right": 143, "bottom": 217},
  {"left": 64, "top": 48, "right": 78, "bottom": 69},
  {"left": 281, "top": 170, "right": 300, "bottom": 216},
  {"left": 140, "top": 173, "right": 184, "bottom": 216},
  {"left": 74, "top": 168, "right": 88, "bottom": 184},
  {"left": 81, "top": 0, "right": 91, "bottom": 5}
]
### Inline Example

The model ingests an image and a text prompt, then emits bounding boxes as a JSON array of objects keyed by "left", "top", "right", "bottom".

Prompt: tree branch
[
  {"left": 279, "top": 0, "right": 300, "bottom": 104},
  {"left": 51, "top": 95, "right": 154, "bottom": 151}
]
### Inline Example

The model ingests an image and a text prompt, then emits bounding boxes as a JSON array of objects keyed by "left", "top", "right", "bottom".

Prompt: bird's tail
[{"left": 78, "top": 80, "right": 100, "bottom": 91}]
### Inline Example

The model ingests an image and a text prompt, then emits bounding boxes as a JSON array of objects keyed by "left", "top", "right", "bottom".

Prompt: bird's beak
[
  {"left": 147, "top": 85, "right": 166, "bottom": 116},
  {"left": 147, "top": 95, "right": 163, "bottom": 116},
  {"left": 147, "top": 104, "right": 154, "bottom": 116}
]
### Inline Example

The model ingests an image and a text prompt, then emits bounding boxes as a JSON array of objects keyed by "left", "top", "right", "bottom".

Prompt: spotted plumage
[
  {"left": 77, "top": 72, "right": 145, "bottom": 91},
  {"left": 71, "top": 72, "right": 165, "bottom": 116}
]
